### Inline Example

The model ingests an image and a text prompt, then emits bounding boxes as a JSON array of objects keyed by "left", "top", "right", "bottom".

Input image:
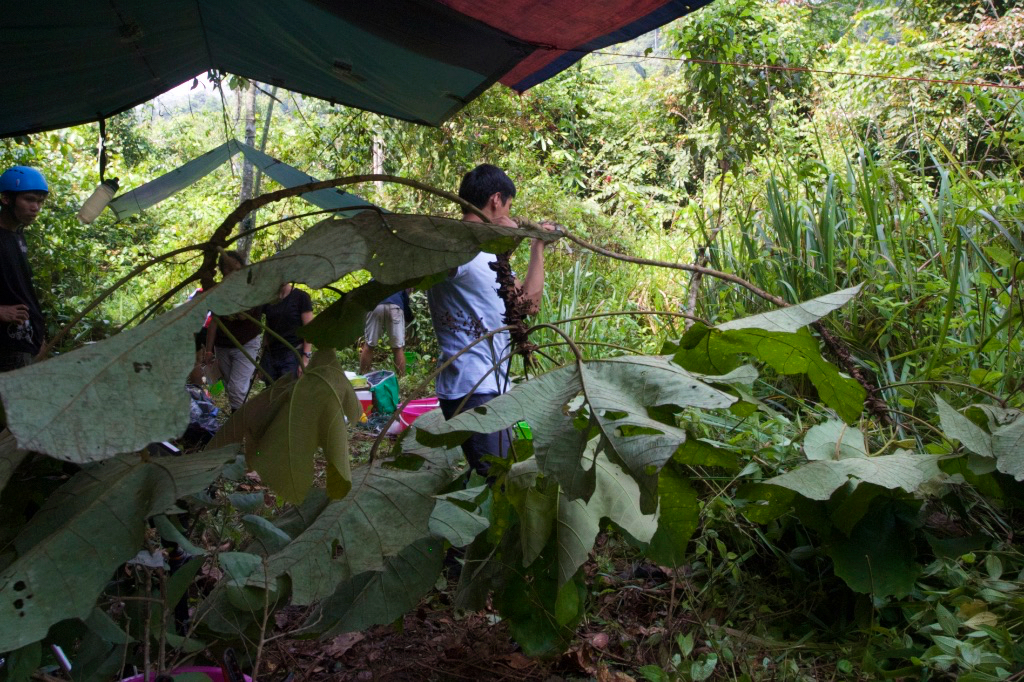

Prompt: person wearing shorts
[{"left": 360, "top": 289, "right": 408, "bottom": 376}]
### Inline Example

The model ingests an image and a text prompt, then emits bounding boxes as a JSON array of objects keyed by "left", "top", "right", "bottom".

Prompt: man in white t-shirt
[{"left": 427, "top": 164, "right": 551, "bottom": 477}]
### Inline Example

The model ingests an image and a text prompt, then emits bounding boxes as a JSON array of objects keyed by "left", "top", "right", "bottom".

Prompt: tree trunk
[
  {"left": 236, "top": 81, "right": 258, "bottom": 262},
  {"left": 372, "top": 135, "right": 385, "bottom": 189},
  {"left": 251, "top": 87, "right": 279, "bottom": 204}
]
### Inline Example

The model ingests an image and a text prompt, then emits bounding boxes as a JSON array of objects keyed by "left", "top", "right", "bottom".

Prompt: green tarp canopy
[{"left": 1, "top": 0, "right": 712, "bottom": 137}]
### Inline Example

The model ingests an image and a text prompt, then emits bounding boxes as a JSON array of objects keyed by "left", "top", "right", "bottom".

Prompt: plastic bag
[{"left": 365, "top": 369, "right": 400, "bottom": 414}]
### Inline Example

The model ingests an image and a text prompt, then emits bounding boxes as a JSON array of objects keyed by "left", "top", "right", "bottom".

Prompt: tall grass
[{"left": 686, "top": 142, "right": 1022, "bottom": 407}]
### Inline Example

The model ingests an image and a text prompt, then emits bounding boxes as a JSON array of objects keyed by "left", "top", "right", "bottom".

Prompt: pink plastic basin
[
  {"left": 120, "top": 666, "right": 252, "bottom": 682},
  {"left": 398, "top": 397, "right": 440, "bottom": 431}
]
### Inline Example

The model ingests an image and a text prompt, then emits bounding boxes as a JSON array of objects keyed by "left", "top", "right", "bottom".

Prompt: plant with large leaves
[
  {"left": 0, "top": 447, "right": 237, "bottom": 653},
  {"left": 405, "top": 287, "right": 877, "bottom": 653},
  {"left": 0, "top": 208, "right": 555, "bottom": 677},
  {"left": 0, "top": 212, "right": 557, "bottom": 463},
  {"left": 0, "top": 195, "right": 903, "bottom": 674},
  {"left": 731, "top": 396, "right": 1024, "bottom": 602}
]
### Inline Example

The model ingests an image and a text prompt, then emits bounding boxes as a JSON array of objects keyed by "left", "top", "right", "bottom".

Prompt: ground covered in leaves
[
  {"left": 201, "top": 419, "right": 842, "bottom": 681},
  {"left": 250, "top": 543, "right": 828, "bottom": 681},
  {"left": 263, "top": 559, "right": 674, "bottom": 681}
]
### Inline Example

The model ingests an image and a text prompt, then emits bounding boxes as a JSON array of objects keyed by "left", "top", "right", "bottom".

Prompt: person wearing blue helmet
[{"left": 0, "top": 166, "right": 49, "bottom": 371}]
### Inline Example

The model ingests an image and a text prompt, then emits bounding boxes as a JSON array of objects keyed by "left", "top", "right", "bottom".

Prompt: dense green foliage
[{"left": 2, "top": 0, "right": 1024, "bottom": 679}]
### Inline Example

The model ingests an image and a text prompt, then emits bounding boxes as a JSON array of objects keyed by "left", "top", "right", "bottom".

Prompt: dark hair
[
  {"left": 219, "top": 250, "right": 245, "bottom": 271},
  {"left": 458, "top": 164, "right": 516, "bottom": 209}
]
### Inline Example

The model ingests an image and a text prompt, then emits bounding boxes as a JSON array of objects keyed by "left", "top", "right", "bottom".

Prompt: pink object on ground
[
  {"left": 398, "top": 397, "right": 441, "bottom": 431},
  {"left": 120, "top": 666, "right": 252, "bottom": 682}
]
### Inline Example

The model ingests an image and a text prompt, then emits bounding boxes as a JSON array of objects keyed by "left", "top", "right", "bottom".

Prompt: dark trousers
[
  {"left": 262, "top": 347, "right": 300, "bottom": 382},
  {"left": 439, "top": 393, "right": 512, "bottom": 478},
  {"left": 0, "top": 350, "right": 34, "bottom": 373}
]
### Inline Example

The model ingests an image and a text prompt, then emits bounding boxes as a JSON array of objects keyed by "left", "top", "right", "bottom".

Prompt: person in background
[
  {"left": 360, "top": 288, "right": 409, "bottom": 377},
  {"left": 203, "top": 250, "right": 264, "bottom": 410},
  {"left": 0, "top": 166, "right": 48, "bottom": 372},
  {"left": 262, "top": 281, "right": 314, "bottom": 381},
  {"left": 427, "top": 164, "right": 553, "bottom": 477}
]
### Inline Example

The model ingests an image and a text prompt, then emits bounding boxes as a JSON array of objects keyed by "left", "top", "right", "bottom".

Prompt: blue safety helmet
[{"left": 0, "top": 166, "right": 49, "bottom": 194}]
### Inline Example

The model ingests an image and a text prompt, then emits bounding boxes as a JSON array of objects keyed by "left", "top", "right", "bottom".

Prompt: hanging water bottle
[{"left": 77, "top": 177, "right": 119, "bottom": 223}]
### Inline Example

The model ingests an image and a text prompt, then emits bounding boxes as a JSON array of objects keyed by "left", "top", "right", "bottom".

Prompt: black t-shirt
[
  {"left": 213, "top": 306, "right": 265, "bottom": 347},
  {"left": 0, "top": 227, "right": 44, "bottom": 354},
  {"left": 264, "top": 288, "right": 313, "bottom": 352}
]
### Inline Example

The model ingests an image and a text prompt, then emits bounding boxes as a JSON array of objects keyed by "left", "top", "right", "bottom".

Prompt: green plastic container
[{"left": 513, "top": 420, "right": 533, "bottom": 441}]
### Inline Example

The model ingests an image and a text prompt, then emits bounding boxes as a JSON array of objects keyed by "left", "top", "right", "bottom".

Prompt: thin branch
[
  {"left": 224, "top": 205, "right": 385, "bottom": 246},
  {"left": 534, "top": 339, "right": 641, "bottom": 355},
  {"left": 518, "top": 219, "right": 787, "bottom": 308},
  {"left": 881, "top": 380, "right": 1006, "bottom": 407},
  {"left": 211, "top": 316, "right": 274, "bottom": 384},
  {"left": 368, "top": 324, "right": 516, "bottom": 463},
  {"left": 200, "top": 174, "right": 488, "bottom": 289},
  {"left": 548, "top": 309, "right": 709, "bottom": 327},
  {"left": 239, "top": 310, "right": 304, "bottom": 368},
  {"left": 39, "top": 244, "right": 207, "bottom": 357},
  {"left": 123, "top": 276, "right": 199, "bottom": 330}
]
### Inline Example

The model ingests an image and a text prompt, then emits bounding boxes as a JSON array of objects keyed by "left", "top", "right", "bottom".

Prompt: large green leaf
[
  {"left": 735, "top": 483, "right": 797, "bottom": 524},
  {"left": 670, "top": 287, "right": 867, "bottom": 423},
  {"left": 803, "top": 420, "right": 868, "bottom": 460},
  {"left": 507, "top": 447, "right": 657, "bottom": 586},
  {"left": 935, "top": 396, "right": 993, "bottom": 458},
  {"left": 673, "top": 437, "right": 741, "bottom": 469},
  {"left": 506, "top": 460, "right": 558, "bottom": 566},
  {"left": 451, "top": 447, "right": 654, "bottom": 651},
  {"left": 991, "top": 409, "right": 1024, "bottom": 481},
  {"left": 249, "top": 437, "right": 463, "bottom": 605},
  {"left": 829, "top": 482, "right": 889, "bottom": 536},
  {"left": 0, "top": 214, "right": 554, "bottom": 462},
  {"left": 302, "top": 278, "right": 422, "bottom": 350},
  {"left": 646, "top": 461, "right": 699, "bottom": 566},
  {"left": 717, "top": 284, "right": 864, "bottom": 332},
  {"left": 297, "top": 537, "right": 445, "bottom": 637},
  {"left": 0, "top": 429, "right": 28, "bottom": 493},
  {"left": 418, "top": 355, "right": 735, "bottom": 512},
  {"left": 765, "top": 450, "right": 941, "bottom": 501},
  {"left": 0, "top": 297, "right": 205, "bottom": 462},
  {"left": 0, "top": 449, "right": 234, "bottom": 651},
  {"left": 492, "top": 534, "right": 587, "bottom": 658},
  {"left": 220, "top": 551, "right": 284, "bottom": 613},
  {"left": 675, "top": 327, "right": 865, "bottom": 423},
  {"left": 193, "top": 440, "right": 466, "bottom": 639},
  {"left": 241, "top": 515, "right": 293, "bottom": 554},
  {"left": 429, "top": 487, "right": 490, "bottom": 547},
  {"left": 1, "top": 642, "right": 40, "bottom": 682},
  {"left": 415, "top": 367, "right": 592, "bottom": 499},
  {"left": 246, "top": 351, "right": 361, "bottom": 504},
  {"left": 827, "top": 499, "right": 921, "bottom": 598},
  {"left": 206, "top": 373, "right": 296, "bottom": 452},
  {"left": 555, "top": 452, "right": 658, "bottom": 586},
  {"left": 584, "top": 357, "right": 736, "bottom": 512}
]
